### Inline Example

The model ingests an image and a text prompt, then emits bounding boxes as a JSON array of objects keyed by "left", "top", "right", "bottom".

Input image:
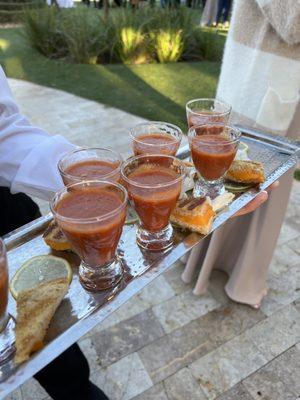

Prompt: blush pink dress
[{"left": 182, "top": 0, "right": 300, "bottom": 306}]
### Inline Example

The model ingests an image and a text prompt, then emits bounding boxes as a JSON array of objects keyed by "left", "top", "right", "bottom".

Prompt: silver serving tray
[{"left": 1, "top": 127, "right": 299, "bottom": 398}]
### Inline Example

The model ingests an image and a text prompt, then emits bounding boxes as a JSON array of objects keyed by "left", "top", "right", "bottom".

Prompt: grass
[
  {"left": 0, "top": 26, "right": 220, "bottom": 130},
  {"left": 1, "top": 26, "right": 298, "bottom": 180}
]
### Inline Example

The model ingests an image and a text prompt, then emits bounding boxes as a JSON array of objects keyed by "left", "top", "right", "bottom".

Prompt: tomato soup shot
[
  {"left": 58, "top": 147, "right": 122, "bottom": 185},
  {"left": 51, "top": 180, "right": 127, "bottom": 292},
  {"left": 186, "top": 98, "right": 231, "bottom": 128},
  {"left": 121, "top": 155, "right": 186, "bottom": 251},
  {"left": 188, "top": 124, "right": 241, "bottom": 198},
  {"left": 130, "top": 122, "right": 182, "bottom": 156}
]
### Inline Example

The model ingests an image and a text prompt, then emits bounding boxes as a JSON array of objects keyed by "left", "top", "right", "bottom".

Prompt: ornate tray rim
[{"left": 1, "top": 127, "right": 299, "bottom": 397}]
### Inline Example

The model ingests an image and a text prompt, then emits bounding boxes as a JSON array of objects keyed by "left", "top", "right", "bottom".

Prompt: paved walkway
[{"left": 5, "top": 79, "right": 300, "bottom": 400}]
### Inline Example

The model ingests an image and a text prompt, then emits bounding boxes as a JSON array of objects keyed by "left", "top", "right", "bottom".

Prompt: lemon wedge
[{"left": 10, "top": 255, "right": 72, "bottom": 299}]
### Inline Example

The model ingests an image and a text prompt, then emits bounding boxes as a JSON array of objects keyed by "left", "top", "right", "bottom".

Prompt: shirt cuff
[{"left": 11, "top": 135, "right": 76, "bottom": 201}]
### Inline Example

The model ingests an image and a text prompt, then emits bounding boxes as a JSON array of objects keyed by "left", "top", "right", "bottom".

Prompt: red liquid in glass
[
  {"left": 188, "top": 111, "right": 227, "bottom": 128},
  {"left": 128, "top": 166, "right": 181, "bottom": 231},
  {"left": 63, "top": 160, "right": 120, "bottom": 184},
  {"left": 56, "top": 188, "right": 126, "bottom": 266},
  {"left": 133, "top": 133, "right": 179, "bottom": 156},
  {"left": 190, "top": 135, "right": 237, "bottom": 180}
]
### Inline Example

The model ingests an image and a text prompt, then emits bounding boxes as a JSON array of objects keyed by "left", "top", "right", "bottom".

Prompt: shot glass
[
  {"left": 130, "top": 122, "right": 182, "bottom": 156},
  {"left": 51, "top": 180, "right": 127, "bottom": 291},
  {"left": 0, "top": 239, "right": 15, "bottom": 365},
  {"left": 186, "top": 98, "right": 231, "bottom": 128},
  {"left": 188, "top": 123, "right": 241, "bottom": 198},
  {"left": 121, "top": 155, "right": 186, "bottom": 251},
  {"left": 58, "top": 147, "right": 123, "bottom": 185}
]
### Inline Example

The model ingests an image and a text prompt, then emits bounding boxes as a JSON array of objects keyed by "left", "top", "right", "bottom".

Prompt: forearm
[
  {"left": 256, "top": 0, "right": 300, "bottom": 44},
  {"left": 0, "top": 67, "right": 75, "bottom": 200}
]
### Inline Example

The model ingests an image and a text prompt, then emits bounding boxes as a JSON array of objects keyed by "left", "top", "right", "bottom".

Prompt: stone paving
[{"left": 4, "top": 79, "right": 300, "bottom": 400}]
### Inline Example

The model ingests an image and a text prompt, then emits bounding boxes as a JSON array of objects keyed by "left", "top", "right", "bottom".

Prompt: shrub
[
  {"left": 24, "top": 7, "right": 66, "bottom": 58},
  {"left": 0, "top": 0, "right": 43, "bottom": 23},
  {"left": 185, "top": 27, "right": 225, "bottom": 62},
  {"left": 0, "top": 1, "right": 41, "bottom": 11},
  {"left": 155, "top": 29, "right": 183, "bottom": 62},
  {"left": 0, "top": 9, "right": 23, "bottom": 22},
  {"left": 25, "top": 8, "right": 110, "bottom": 63},
  {"left": 147, "top": 7, "right": 194, "bottom": 36},
  {"left": 116, "top": 27, "right": 145, "bottom": 63},
  {"left": 107, "top": 9, "right": 153, "bottom": 64},
  {"left": 108, "top": 8, "right": 193, "bottom": 63},
  {"left": 146, "top": 8, "right": 193, "bottom": 62},
  {"left": 24, "top": 7, "right": 225, "bottom": 64},
  {"left": 60, "top": 8, "right": 109, "bottom": 64}
]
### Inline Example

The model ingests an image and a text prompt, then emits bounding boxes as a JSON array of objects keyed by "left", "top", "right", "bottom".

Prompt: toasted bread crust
[
  {"left": 43, "top": 220, "right": 71, "bottom": 251},
  {"left": 171, "top": 197, "right": 215, "bottom": 235},
  {"left": 15, "top": 278, "right": 69, "bottom": 364},
  {"left": 225, "top": 160, "right": 265, "bottom": 184}
]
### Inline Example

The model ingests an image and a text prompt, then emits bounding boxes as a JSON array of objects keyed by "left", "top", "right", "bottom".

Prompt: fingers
[
  {"left": 233, "top": 180, "right": 279, "bottom": 218},
  {"left": 265, "top": 180, "right": 279, "bottom": 193},
  {"left": 233, "top": 190, "right": 268, "bottom": 217}
]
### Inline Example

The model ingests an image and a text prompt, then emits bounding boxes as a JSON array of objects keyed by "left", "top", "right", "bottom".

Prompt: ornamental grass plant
[
  {"left": 60, "top": 8, "right": 109, "bottom": 64},
  {"left": 148, "top": 8, "right": 193, "bottom": 62},
  {"left": 24, "top": 7, "right": 66, "bottom": 58},
  {"left": 185, "top": 27, "right": 224, "bottom": 62},
  {"left": 155, "top": 30, "right": 183, "bottom": 63},
  {"left": 107, "top": 10, "right": 151, "bottom": 64},
  {"left": 24, "top": 6, "right": 225, "bottom": 65}
]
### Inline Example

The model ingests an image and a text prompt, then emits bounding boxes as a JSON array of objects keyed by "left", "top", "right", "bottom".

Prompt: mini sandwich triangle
[{"left": 15, "top": 278, "right": 69, "bottom": 364}]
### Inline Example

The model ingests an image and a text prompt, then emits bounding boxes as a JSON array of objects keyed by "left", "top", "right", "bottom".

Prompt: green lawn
[
  {"left": 0, "top": 27, "right": 220, "bottom": 130},
  {"left": 1, "top": 27, "right": 299, "bottom": 180}
]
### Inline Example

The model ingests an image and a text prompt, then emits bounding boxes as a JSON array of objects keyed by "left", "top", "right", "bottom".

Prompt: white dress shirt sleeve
[{"left": 0, "top": 67, "right": 76, "bottom": 200}]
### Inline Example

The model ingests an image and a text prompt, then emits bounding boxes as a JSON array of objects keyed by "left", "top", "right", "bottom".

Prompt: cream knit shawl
[{"left": 217, "top": 0, "right": 300, "bottom": 136}]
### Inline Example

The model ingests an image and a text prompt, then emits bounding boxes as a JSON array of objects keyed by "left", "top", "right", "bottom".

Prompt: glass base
[
  {"left": 0, "top": 314, "right": 15, "bottom": 366},
  {"left": 193, "top": 177, "right": 225, "bottom": 199},
  {"left": 137, "top": 223, "right": 174, "bottom": 251},
  {"left": 79, "top": 258, "right": 123, "bottom": 292}
]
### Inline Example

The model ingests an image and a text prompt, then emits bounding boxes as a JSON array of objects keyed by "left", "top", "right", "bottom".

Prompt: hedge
[
  {"left": 24, "top": 7, "right": 225, "bottom": 64},
  {"left": 0, "top": 0, "right": 44, "bottom": 22},
  {"left": 0, "top": 1, "right": 43, "bottom": 10}
]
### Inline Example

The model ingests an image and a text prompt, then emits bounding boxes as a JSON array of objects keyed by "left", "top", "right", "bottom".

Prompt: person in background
[
  {"left": 47, "top": 0, "right": 74, "bottom": 7},
  {"left": 216, "top": 0, "right": 232, "bottom": 27},
  {"left": 187, "top": 0, "right": 205, "bottom": 8},
  {"left": 130, "top": 0, "right": 139, "bottom": 9},
  {"left": 200, "top": 0, "right": 218, "bottom": 27},
  {"left": 183, "top": 0, "right": 300, "bottom": 307},
  {"left": 0, "top": 66, "right": 109, "bottom": 400}
]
